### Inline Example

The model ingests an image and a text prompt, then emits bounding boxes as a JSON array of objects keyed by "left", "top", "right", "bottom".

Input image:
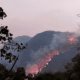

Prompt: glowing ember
[
  {"left": 37, "top": 50, "right": 60, "bottom": 73},
  {"left": 26, "top": 64, "right": 39, "bottom": 75},
  {"left": 68, "top": 35, "right": 77, "bottom": 44}
]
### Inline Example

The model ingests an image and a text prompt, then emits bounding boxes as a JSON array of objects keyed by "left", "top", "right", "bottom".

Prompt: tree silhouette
[
  {"left": 13, "top": 67, "right": 26, "bottom": 80},
  {"left": 64, "top": 45, "right": 80, "bottom": 80},
  {"left": 0, "top": 7, "right": 26, "bottom": 80},
  {"left": 0, "top": 7, "right": 7, "bottom": 19}
]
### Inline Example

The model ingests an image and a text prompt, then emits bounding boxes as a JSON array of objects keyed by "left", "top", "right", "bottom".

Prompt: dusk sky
[{"left": 0, "top": 0, "right": 80, "bottom": 37}]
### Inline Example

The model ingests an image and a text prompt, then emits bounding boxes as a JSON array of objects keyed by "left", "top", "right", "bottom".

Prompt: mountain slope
[
  {"left": 0, "top": 31, "right": 79, "bottom": 74},
  {"left": 0, "top": 35, "right": 31, "bottom": 69},
  {"left": 14, "top": 35, "right": 31, "bottom": 44},
  {"left": 15, "top": 31, "right": 78, "bottom": 73}
]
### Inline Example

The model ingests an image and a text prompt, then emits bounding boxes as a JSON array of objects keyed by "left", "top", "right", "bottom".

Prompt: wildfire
[
  {"left": 26, "top": 50, "right": 60, "bottom": 75},
  {"left": 26, "top": 64, "right": 39, "bottom": 75},
  {"left": 26, "top": 34, "right": 78, "bottom": 77},
  {"left": 68, "top": 35, "right": 77, "bottom": 44}
]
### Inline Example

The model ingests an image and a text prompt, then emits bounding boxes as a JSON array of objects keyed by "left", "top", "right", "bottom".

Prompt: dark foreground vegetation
[{"left": 0, "top": 51, "right": 80, "bottom": 80}]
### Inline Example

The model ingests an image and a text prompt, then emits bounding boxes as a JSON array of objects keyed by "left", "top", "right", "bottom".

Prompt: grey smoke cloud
[
  {"left": 0, "top": 31, "right": 78, "bottom": 74},
  {"left": 25, "top": 32, "right": 72, "bottom": 74}
]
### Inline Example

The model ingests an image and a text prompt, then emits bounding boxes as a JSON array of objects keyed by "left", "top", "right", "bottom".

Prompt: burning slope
[
  {"left": 26, "top": 50, "right": 59, "bottom": 76},
  {"left": 68, "top": 35, "right": 77, "bottom": 44},
  {"left": 25, "top": 33, "right": 78, "bottom": 76}
]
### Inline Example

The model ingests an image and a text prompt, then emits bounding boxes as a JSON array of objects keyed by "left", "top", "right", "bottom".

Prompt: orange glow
[
  {"left": 68, "top": 35, "right": 77, "bottom": 44},
  {"left": 26, "top": 34, "right": 78, "bottom": 76},
  {"left": 26, "top": 50, "right": 60, "bottom": 76},
  {"left": 26, "top": 64, "right": 39, "bottom": 75}
]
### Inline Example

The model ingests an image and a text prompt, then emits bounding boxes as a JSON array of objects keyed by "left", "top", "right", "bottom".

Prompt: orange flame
[
  {"left": 26, "top": 34, "right": 78, "bottom": 76},
  {"left": 68, "top": 35, "right": 77, "bottom": 44}
]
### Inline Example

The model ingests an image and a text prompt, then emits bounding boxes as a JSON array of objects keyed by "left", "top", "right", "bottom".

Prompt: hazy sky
[{"left": 0, "top": 0, "right": 80, "bottom": 37}]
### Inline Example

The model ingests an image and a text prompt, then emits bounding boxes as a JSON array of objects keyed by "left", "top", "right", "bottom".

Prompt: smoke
[
  {"left": 74, "top": 19, "right": 80, "bottom": 37},
  {"left": 25, "top": 32, "right": 78, "bottom": 75},
  {"left": 49, "top": 33, "right": 68, "bottom": 50},
  {"left": 0, "top": 31, "right": 78, "bottom": 75},
  {"left": 31, "top": 32, "right": 69, "bottom": 60}
]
